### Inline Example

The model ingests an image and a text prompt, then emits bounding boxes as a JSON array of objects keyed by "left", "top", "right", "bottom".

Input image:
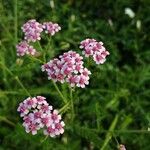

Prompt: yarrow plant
[
  {"left": 17, "top": 96, "right": 65, "bottom": 137},
  {"left": 16, "top": 19, "right": 109, "bottom": 140}
]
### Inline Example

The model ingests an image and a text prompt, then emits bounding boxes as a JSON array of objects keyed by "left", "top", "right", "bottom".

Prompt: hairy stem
[
  {"left": 14, "top": 0, "right": 18, "bottom": 43},
  {"left": 70, "top": 86, "right": 74, "bottom": 121},
  {"left": 43, "top": 36, "right": 52, "bottom": 63},
  {"left": 15, "top": 76, "right": 31, "bottom": 97},
  {"left": 37, "top": 41, "right": 43, "bottom": 52},
  {"left": 0, "top": 63, "right": 31, "bottom": 97},
  {"left": 101, "top": 115, "right": 119, "bottom": 150},
  {"left": 0, "top": 116, "right": 15, "bottom": 127},
  {"left": 46, "top": 36, "right": 52, "bottom": 52},
  {"left": 59, "top": 101, "right": 70, "bottom": 114},
  {"left": 52, "top": 81, "right": 67, "bottom": 104},
  {"left": 28, "top": 55, "right": 44, "bottom": 64},
  {"left": 40, "top": 135, "right": 48, "bottom": 143}
]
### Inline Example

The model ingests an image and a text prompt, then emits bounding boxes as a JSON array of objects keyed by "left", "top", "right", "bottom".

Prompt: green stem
[
  {"left": 74, "top": 126, "right": 150, "bottom": 134},
  {"left": 0, "top": 63, "right": 31, "bottom": 97},
  {"left": 96, "top": 129, "right": 150, "bottom": 134},
  {"left": 0, "top": 116, "right": 15, "bottom": 127},
  {"left": 0, "top": 45, "right": 10, "bottom": 88},
  {"left": 37, "top": 41, "right": 43, "bottom": 51},
  {"left": 15, "top": 76, "right": 31, "bottom": 97},
  {"left": 46, "top": 36, "right": 52, "bottom": 52},
  {"left": 43, "top": 36, "right": 52, "bottom": 62},
  {"left": 14, "top": 0, "right": 18, "bottom": 43},
  {"left": 70, "top": 86, "right": 74, "bottom": 121},
  {"left": 59, "top": 101, "right": 70, "bottom": 114},
  {"left": 43, "top": 53, "right": 46, "bottom": 63},
  {"left": 87, "top": 57, "right": 90, "bottom": 66},
  {"left": 95, "top": 103, "right": 100, "bottom": 130},
  {"left": 101, "top": 115, "right": 119, "bottom": 150},
  {"left": 52, "top": 81, "right": 67, "bottom": 103},
  {"left": 40, "top": 135, "right": 48, "bottom": 143},
  {"left": 28, "top": 55, "right": 44, "bottom": 64}
]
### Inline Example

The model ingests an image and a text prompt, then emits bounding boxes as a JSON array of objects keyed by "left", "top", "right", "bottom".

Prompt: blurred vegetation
[{"left": 0, "top": 0, "right": 150, "bottom": 149}]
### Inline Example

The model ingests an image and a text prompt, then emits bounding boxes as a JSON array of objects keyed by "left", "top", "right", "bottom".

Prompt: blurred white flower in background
[
  {"left": 125, "top": 8, "right": 135, "bottom": 18},
  {"left": 50, "top": 0, "right": 55, "bottom": 9},
  {"left": 108, "top": 19, "right": 113, "bottom": 27},
  {"left": 136, "top": 20, "right": 141, "bottom": 30},
  {"left": 71, "top": 14, "right": 76, "bottom": 22}
]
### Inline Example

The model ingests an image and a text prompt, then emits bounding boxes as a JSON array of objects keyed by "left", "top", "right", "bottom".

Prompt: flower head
[
  {"left": 43, "top": 22, "right": 61, "bottom": 36},
  {"left": 80, "top": 38, "right": 109, "bottom": 64},
  {"left": 17, "top": 96, "right": 65, "bottom": 137},
  {"left": 42, "top": 51, "right": 91, "bottom": 88},
  {"left": 16, "top": 41, "right": 36, "bottom": 56},
  {"left": 22, "top": 19, "right": 43, "bottom": 42}
]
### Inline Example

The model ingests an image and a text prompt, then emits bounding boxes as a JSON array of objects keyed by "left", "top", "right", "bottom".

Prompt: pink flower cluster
[
  {"left": 17, "top": 96, "right": 65, "bottom": 137},
  {"left": 43, "top": 22, "right": 61, "bottom": 36},
  {"left": 16, "top": 41, "right": 36, "bottom": 56},
  {"left": 42, "top": 51, "right": 91, "bottom": 88},
  {"left": 80, "top": 39, "right": 110, "bottom": 64},
  {"left": 22, "top": 19, "right": 43, "bottom": 42},
  {"left": 16, "top": 19, "right": 61, "bottom": 57}
]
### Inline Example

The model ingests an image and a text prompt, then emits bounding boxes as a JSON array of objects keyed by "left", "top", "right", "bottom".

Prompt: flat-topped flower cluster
[
  {"left": 80, "top": 39, "right": 110, "bottom": 64},
  {"left": 22, "top": 19, "right": 43, "bottom": 42},
  {"left": 16, "top": 41, "right": 36, "bottom": 56},
  {"left": 42, "top": 51, "right": 91, "bottom": 88},
  {"left": 17, "top": 96, "right": 65, "bottom": 137}
]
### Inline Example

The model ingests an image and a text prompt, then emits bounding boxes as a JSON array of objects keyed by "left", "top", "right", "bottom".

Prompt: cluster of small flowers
[
  {"left": 16, "top": 41, "right": 36, "bottom": 56},
  {"left": 80, "top": 38, "right": 110, "bottom": 64},
  {"left": 17, "top": 96, "right": 65, "bottom": 137},
  {"left": 22, "top": 19, "right": 43, "bottom": 42},
  {"left": 42, "top": 51, "right": 91, "bottom": 88},
  {"left": 16, "top": 19, "right": 61, "bottom": 57},
  {"left": 43, "top": 22, "right": 61, "bottom": 36}
]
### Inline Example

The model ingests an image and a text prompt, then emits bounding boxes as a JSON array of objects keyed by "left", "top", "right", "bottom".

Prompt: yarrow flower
[
  {"left": 16, "top": 41, "right": 36, "bottom": 56},
  {"left": 17, "top": 96, "right": 65, "bottom": 137},
  {"left": 22, "top": 19, "right": 43, "bottom": 42},
  {"left": 41, "top": 51, "right": 91, "bottom": 88},
  {"left": 80, "top": 38, "right": 110, "bottom": 64},
  {"left": 43, "top": 22, "right": 61, "bottom": 36}
]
